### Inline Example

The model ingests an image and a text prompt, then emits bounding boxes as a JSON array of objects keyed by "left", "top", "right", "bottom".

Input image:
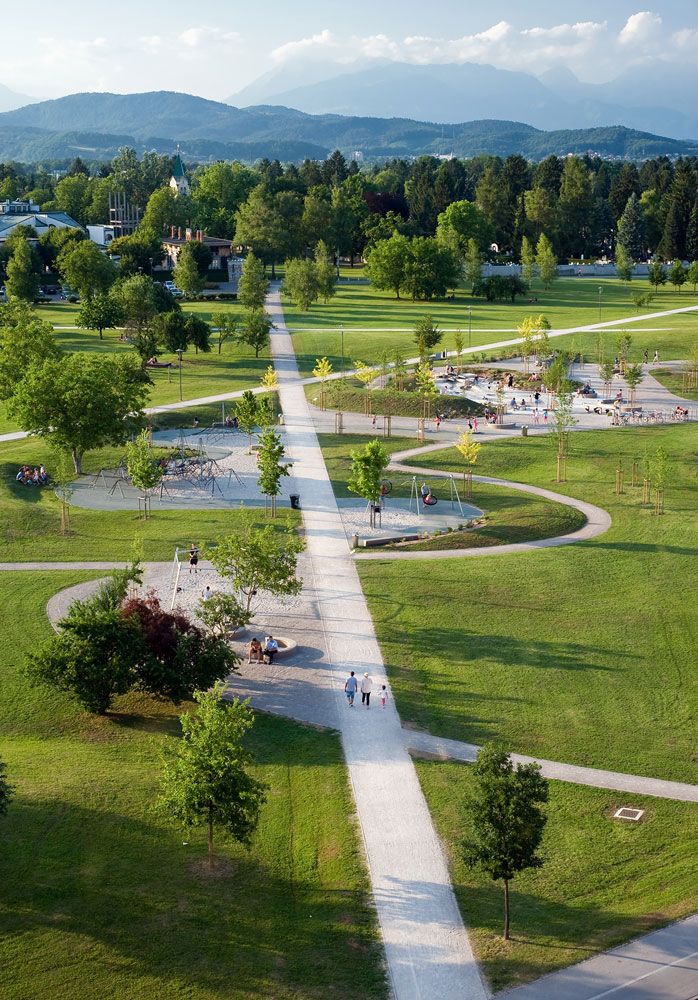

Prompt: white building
[
  {"left": 169, "top": 152, "right": 190, "bottom": 197},
  {"left": 0, "top": 200, "right": 83, "bottom": 242}
]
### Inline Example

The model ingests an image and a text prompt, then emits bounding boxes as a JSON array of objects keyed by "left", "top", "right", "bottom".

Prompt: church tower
[{"left": 170, "top": 149, "right": 190, "bottom": 197}]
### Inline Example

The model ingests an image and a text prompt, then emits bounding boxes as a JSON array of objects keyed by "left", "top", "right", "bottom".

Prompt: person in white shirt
[
  {"left": 263, "top": 635, "right": 279, "bottom": 665},
  {"left": 360, "top": 672, "right": 373, "bottom": 708}
]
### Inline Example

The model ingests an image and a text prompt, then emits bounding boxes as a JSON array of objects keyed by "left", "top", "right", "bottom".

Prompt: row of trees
[{"left": 5, "top": 149, "right": 698, "bottom": 284}]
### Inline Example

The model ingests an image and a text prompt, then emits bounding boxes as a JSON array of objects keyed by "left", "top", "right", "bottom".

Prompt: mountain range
[
  {"left": 1, "top": 90, "right": 697, "bottom": 164},
  {"left": 0, "top": 82, "right": 37, "bottom": 114},
  {"left": 227, "top": 59, "right": 698, "bottom": 142}
]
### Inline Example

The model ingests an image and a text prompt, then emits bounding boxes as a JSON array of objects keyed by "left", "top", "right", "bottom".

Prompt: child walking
[{"left": 379, "top": 684, "right": 388, "bottom": 709}]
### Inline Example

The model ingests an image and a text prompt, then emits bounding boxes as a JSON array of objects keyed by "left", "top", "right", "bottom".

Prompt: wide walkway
[{"left": 265, "top": 285, "right": 489, "bottom": 1000}]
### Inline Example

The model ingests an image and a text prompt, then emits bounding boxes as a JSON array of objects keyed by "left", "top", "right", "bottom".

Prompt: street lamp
[
  {"left": 598, "top": 285, "right": 603, "bottom": 323},
  {"left": 176, "top": 348, "right": 184, "bottom": 401}
]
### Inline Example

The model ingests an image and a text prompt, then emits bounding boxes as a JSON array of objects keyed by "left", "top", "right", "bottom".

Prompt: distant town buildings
[
  {"left": 162, "top": 227, "right": 233, "bottom": 271},
  {"left": 0, "top": 200, "right": 83, "bottom": 242},
  {"left": 169, "top": 151, "right": 190, "bottom": 197}
]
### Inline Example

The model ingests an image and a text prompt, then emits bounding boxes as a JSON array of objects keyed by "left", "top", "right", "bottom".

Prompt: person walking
[
  {"left": 344, "top": 671, "right": 358, "bottom": 707},
  {"left": 360, "top": 672, "right": 373, "bottom": 708},
  {"left": 653, "top": 350, "right": 660, "bottom": 363},
  {"left": 379, "top": 684, "right": 388, "bottom": 709},
  {"left": 188, "top": 545, "right": 199, "bottom": 574},
  {"left": 202, "top": 585, "right": 213, "bottom": 601}
]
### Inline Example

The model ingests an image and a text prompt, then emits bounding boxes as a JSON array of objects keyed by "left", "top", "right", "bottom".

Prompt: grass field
[
  {"left": 357, "top": 424, "right": 698, "bottom": 782},
  {"left": 650, "top": 367, "right": 698, "bottom": 401},
  {"left": 0, "top": 572, "right": 387, "bottom": 1000},
  {"left": 283, "top": 278, "right": 698, "bottom": 376},
  {"left": 0, "top": 437, "right": 298, "bottom": 562},
  {"left": 417, "top": 758, "right": 698, "bottom": 993}
]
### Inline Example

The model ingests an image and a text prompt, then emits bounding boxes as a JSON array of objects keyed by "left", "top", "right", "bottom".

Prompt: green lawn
[
  {"left": 417, "top": 758, "right": 698, "bottom": 993},
  {"left": 284, "top": 278, "right": 698, "bottom": 376},
  {"left": 650, "top": 367, "right": 698, "bottom": 401},
  {"left": 358, "top": 424, "right": 698, "bottom": 781},
  {"left": 0, "top": 573, "right": 387, "bottom": 1000},
  {"left": 0, "top": 437, "right": 298, "bottom": 562}
]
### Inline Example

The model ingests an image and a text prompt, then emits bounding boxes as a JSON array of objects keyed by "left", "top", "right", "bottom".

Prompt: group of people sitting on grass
[
  {"left": 247, "top": 635, "right": 280, "bottom": 665},
  {"left": 16, "top": 464, "right": 48, "bottom": 486}
]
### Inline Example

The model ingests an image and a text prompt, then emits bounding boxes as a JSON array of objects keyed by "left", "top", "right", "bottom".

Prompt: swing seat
[
  {"left": 423, "top": 494, "right": 438, "bottom": 506},
  {"left": 380, "top": 480, "right": 392, "bottom": 496}
]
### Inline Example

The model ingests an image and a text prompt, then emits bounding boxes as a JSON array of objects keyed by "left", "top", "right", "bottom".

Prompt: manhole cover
[{"left": 613, "top": 807, "right": 645, "bottom": 821}]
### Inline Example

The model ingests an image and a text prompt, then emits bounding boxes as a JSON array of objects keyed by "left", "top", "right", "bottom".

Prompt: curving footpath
[{"left": 355, "top": 453, "right": 612, "bottom": 561}]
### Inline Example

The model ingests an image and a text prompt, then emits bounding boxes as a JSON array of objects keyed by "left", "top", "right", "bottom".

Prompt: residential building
[{"left": 0, "top": 199, "right": 83, "bottom": 242}]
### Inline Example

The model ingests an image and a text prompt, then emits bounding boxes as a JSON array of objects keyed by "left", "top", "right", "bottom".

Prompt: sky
[{"left": 3, "top": 1, "right": 697, "bottom": 100}]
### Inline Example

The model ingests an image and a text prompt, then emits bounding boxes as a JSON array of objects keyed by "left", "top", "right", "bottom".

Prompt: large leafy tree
[
  {"left": 193, "top": 161, "right": 260, "bottom": 238},
  {"left": 0, "top": 302, "right": 62, "bottom": 399},
  {"left": 158, "top": 686, "right": 267, "bottom": 869},
  {"left": 234, "top": 184, "right": 288, "bottom": 277},
  {"left": 462, "top": 744, "right": 549, "bottom": 940},
  {"left": 173, "top": 243, "right": 205, "bottom": 296},
  {"left": 535, "top": 233, "right": 557, "bottom": 289},
  {"left": 616, "top": 192, "right": 646, "bottom": 260},
  {"left": 283, "top": 257, "right": 319, "bottom": 311},
  {"left": 403, "top": 237, "right": 460, "bottom": 301},
  {"left": 347, "top": 438, "right": 390, "bottom": 526},
  {"left": 58, "top": 240, "right": 117, "bottom": 300},
  {"left": 315, "top": 240, "right": 337, "bottom": 303},
  {"left": 6, "top": 237, "right": 39, "bottom": 302},
  {"left": 239, "top": 309, "right": 272, "bottom": 358},
  {"left": 237, "top": 252, "right": 269, "bottom": 311},
  {"left": 207, "top": 524, "right": 304, "bottom": 613},
  {"left": 77, "top": 292, "right": 124, "bottom": 340},
  {"left": 436, "top": 200, "right": 494, "bottom": 257},
  {"left": 108, "top": 228, "right": 163, "bottom": 277},
  {"left": 365, "top": 232, "right": 411, "bottom": 299},
  {"left": 9, "top": 353, "right": 150, "bottom": 473}
]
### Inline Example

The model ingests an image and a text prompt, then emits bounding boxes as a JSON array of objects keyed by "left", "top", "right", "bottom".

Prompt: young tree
[
  {"left": 462, "top": 744, "right": 549, "bottom": 940},
  {"left": 347, "top": 438, "right": 390, "bottom": 527},
  {"left": 158, "top": 686, "right": 267, "bottom": 870},
  {"left": 235, "top": 389, "right": 261, "bottom": 448},
  {"left": 624, "top": 363, "right": 644, "bottom": 407},
  {"left": 239, "top": 309, "right": 272, "bottom": 358},
  {"left": 616, "top": 334, "right": 633, "bottom": 373},
  {"left": 284, "top": 257, "right": 319, "bottom": 311},
  {"left": 315, "top": 239, "right": 337, "bottom": 303},
  {"left": 453, "top": 331, "right": 465, "bottom": 373},
  {"left": 237, "top": 252, "right": 269, "bottom": 311},
  {"left": 455, "top": 430, "right": 480, "bottom": 498},
  {"left": 615, "top": 244, "right": 633, "bottom": 283},
  {"left": 126, "top": 429, "right": 164, "bottom": 516},
  {"left": 0, "top": 758, "right": 13, "bottom": 818},
  {"left": 517, "top": 316, "right": 536, "bottom": 375},
  {"left": 58, "top": 240, "right": 117, "bottom": 300},
  {"left": 211, "top": 311, "right": 239, "bottom": 355},
  {"left": 312, "top": 355, "right": 333, "bottom": 408},
  {"left": 464, "top": 238, "right": 482, "bottom": 292},
  {"left": 392, "top": 349, "right": 408, "bottom": 389},
  {"left": 256, "top": 427, "right": 291, "bottom": 517},
  {"left": 77, "top": 292, "right": 124, "bottom": 340},
  {"left": 687, "top": 261, "right": 698, "bottom": 292},
  {"left": 207, "top": 525, "right": 304, "bottom": 613},
  {"left": 9, "top": 354, "right": 150, "bottom": 473},
  {"left": 669, "top": 260, "right": 687, "bottom": 293},
  {"left": 520, "top": 235, "right": 535, "bottom": 287},
  {"left": 535, "top": 233, "right": 557, "bottom": 289},
  {"left": 414, "top": 315, "right": 442, "bottom": 359},
  {"left": 365, "top": 232, "right": 411, "bottom": 299},
  {"left": 260, "top": 366, "right": 278, "bottom": 391},
  {"left": 599, "top": 359, "right": 616, "bottom": 397},
  {"left": 648, "top": 261, "right": 666, "bottom": 291},
  {"left": 6, "top": 237, "right": 39, "bottom": 302},
  {"left": 550, "top": 392, "right": 577, "bottom": 482},
  {"left": 173, "top": 243, "right": 205, "bottom": 296}
]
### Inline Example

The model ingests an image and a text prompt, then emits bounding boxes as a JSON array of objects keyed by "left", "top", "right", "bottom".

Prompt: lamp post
[
  {"left": 598, "top": 285, "right": 603, "bottom": 324},
  {"left": 468, "top": 305, "right": 472, "bottom": 348},
  {"left": 340, "top": 324, "right": 345, "bottom": 373},
  {"left": 176, "top": 348, "right": 183, "bottom": 401}
]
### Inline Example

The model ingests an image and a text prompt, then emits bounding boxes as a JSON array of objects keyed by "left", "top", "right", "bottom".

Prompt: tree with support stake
[
  {"left": 126, "top": 429, "right": 164, "bottom": 519},
  {"left": 455, "top": 430, "right": 480, "bottom": 499},
  {"left": 157, "top": 685, "right": 267, "bottom": 871},
  {"left": 313, "top": 356, "right": 333, "bottom": 410},
  {"left": 207, "top": 525, "right": 304, "bottom": 615},
  {"left": 52, "top": 450, "right": 75, "bottom": 536},
  {"left": 414, "top": 360, "right": 437, "bottom": 417},
  {"left": 347, "top": 438, "right": 389, "bottom": 528},
  {"left": 260, "top": 366, "right": 278, "bottom": 392},
  {"left": 550, "top": 393, "right": 577, "bottom": 483},
  {"left": 461, "top": 743, "right": 549, "bottom": 941},
  {"left": 624, "top": 364, "right": 644, "bottom": 407},
  {"left": 235, "top": 390, "right": 260, "bottom": 450},
  {"left": 454, "top": 330, "right": 465, "bottom": 373},
  {"left": 599, "top": 359, "right": 615, "bottom": 399},
  {"left": 256, "top": 427, "right": 291, "bottom": 518},
  {"left": 652, "top": 446, "right": 668, "bottom": 515}
]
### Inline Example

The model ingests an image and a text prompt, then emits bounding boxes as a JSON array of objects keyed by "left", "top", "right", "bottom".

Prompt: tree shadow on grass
[{"left": 0, "top": 799, "right": 387, "bottom": 1000}]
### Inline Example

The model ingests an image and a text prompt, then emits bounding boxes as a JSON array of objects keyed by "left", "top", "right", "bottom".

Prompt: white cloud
[
  {"left": 672, "top": 27, "right": 698, "bottom": 49},
  {"left": 618, "top": 11, "right": 662, "bottom": 46},
  {"left": 178, "top": 26, "right": 239, "bottom": 49}
]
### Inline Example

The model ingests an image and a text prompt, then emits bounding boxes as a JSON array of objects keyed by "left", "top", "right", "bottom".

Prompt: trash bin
[
  {"left": 290, "top": 494, "right": 301, "bottom": 510},
  {"left": 521, "top": 425, "right": 529, "bottom": 437},
  {"left": 278, "top": 414, "right": 284, "bottom": 426}
]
